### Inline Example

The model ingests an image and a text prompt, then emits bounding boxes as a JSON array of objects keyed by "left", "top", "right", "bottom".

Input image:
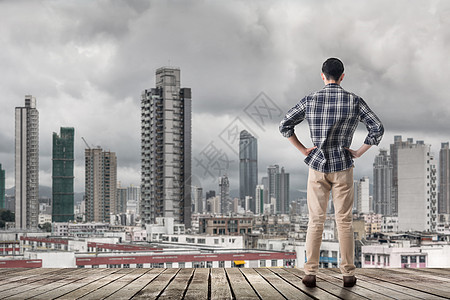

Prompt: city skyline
[{"left": 0, "top": 1, "right": 449, "bottom": 195}]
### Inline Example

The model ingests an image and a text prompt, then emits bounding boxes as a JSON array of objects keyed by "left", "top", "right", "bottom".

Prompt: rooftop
[{"left": 0, "top": 267, "right": 449, "bottom": 299}]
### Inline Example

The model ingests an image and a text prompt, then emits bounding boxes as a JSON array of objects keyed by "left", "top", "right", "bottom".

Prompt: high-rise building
[
  {"left": 192, "top": 186, "right": 203, "bottom": 214},
  {"left": 358, "top": 177, "right": 370, "bottom": 214},
  {"left": 255, "top": 185, "right": 265, "bottom": 214},
  {"left": 390, "top": 136, "right": 414, "bottom": 215},
  {"left": 127, "top": 185, "right": 141, "bottom": 215},
  {"left": 219, "top": 175, "right": 230, "bottom": 214},
  {"left": 398, "top": 141, "right": 437, "bottom": 232},
  {"left": 116, "top": 183, "right": 127, "bottom": 214},
  {"left": 15, "top": 95, "right": 39, "bottom": 229},
  {"left": 353, "top": 180, "right": 360, "bottom": 213},
  {"left": 141, "top": 67, "right": 192, "bottom": 227},
  {"left": 267, "top": 165, "right": 279, "bottom": 205},
  {"left": 52, "top": 127, "right": 75, "bottom": 222},
  {"left": 439, "top": 142, "right": 450, "bottom": 214},
  {"left": 0, "top": 163, "right": 5, "bottom": 209},
  {"left": 239, "top": 130, "right": 257, "bottom": 211},
  {"left": 85, "top": 147, "right": 117, "bottom": 223},
  {"left": 275, "top": 167, "right": 290, "bottom": 214},
  {"left": 373, "top": 149, "right": 393, "bottom": 216}
]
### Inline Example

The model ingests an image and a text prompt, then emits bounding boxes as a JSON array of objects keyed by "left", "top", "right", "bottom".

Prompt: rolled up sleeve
[
  {"left": 359, "top": 99, "right": 384, "bottom": 145},
  {"left": 279, "top": 98, "right": 306, "bottom": 138}
]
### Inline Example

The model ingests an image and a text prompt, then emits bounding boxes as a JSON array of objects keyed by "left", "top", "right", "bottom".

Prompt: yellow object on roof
[{"left": 234, "top": 260, "right": 245, "bottom": 265}]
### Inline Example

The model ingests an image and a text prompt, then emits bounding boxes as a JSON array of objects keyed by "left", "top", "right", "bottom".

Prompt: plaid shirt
[{"left": 279, "top": 83, "right": 384, "bottom": 173}]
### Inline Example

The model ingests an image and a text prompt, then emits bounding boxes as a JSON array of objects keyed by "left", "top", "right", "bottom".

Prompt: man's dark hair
[{"left": 322, "top": 58, "right": 344, "bottom": 81}]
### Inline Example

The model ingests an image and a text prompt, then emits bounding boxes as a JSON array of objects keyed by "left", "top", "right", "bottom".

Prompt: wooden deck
[{"left": 0, "top": 267, "right": 449, "bottom": 299}]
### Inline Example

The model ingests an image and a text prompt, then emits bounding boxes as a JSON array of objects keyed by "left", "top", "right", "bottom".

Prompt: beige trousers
[{"left": 304, "top": 167, "right": 356, "bottom": 276}]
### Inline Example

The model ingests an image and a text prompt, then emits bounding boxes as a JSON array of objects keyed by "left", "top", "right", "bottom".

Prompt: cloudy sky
[{"left": 1, "top": 0, "right": 449, "bottom": 195}]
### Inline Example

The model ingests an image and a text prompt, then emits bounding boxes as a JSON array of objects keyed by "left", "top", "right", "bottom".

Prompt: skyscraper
[
  {"left": 373, "top": 149, "right": 393, "bottom": 216},
  {"left": 398, "top": 141, "right": 436, "bottom": 232},
  {"left": 267, "top": 165, "right": 279, "bottom": 205},
  {"left": 141, "top": 67, "right": 192, "bottom": 227},
  {"left": 275, "top": 167, "right": 290, "bottom": 214},
  {"left": 85, "top": 147, "right": 117, "bottom": 223},
  {"left": 438, "top": 142, "right": 450, "bottom": 214},
  {"left": 127, "top": 185, "right": 141, "bottom": 216},
  {"left": 255, "top": 185, "right": 265, "bottom": 214},
  {"left": 52, "top": 127, "right": 75, "bottom": 222},
  {"left": 116, "top": 184, "right": 127, "bottom": 214},
  {"left": 0, "top": 164, "right": 5, "bottom": 209},
  {"left": 239, "top": 130, "right": 257, "bottom": 211},
  {"left": 219, "top": 175, "right": 230, "bottom": 214},
  {"left": 358, "top": 177, "right": 370, "bottom": 214},
  {"left": 192, "top": 186, "right": 203, "bottom": 214},
  {"left": 15, "top": 95, "right": 39, "bottom": 229},
  {"left": 390, "top": 135, "right": 414, "bottom": 215}
]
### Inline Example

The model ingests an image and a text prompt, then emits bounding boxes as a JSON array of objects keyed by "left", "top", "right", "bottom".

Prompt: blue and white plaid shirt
[{"left": 279, "top": 83, "right": 384, "bottom": 173}]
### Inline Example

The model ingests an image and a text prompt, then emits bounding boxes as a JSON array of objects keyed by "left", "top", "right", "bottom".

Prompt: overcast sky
[{"left": 1, "top": 0, "right": 449, "bottom": 195}]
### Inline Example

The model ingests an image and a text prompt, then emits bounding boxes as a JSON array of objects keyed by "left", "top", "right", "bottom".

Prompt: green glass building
[
  {"left": 0, "top": 163, "right": 5, "bottom": 209},
  {"left": 52, "top": 127, "right": 75, "bottom": 222}
]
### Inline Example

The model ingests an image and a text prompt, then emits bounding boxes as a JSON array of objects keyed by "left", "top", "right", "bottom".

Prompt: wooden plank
[
  {"left": 270, "top": 268, "right": 342, "bottom": 300},
  {"left": 184, "top": 268, "right": 209, "bottom": 300},
  {"left": 158, "top": 268, "right": 194, "bottom": 300},
  {"left": 255, "top": 268, "right": 313, "bottom": 300},
  {"left": 0, "top": 267, "right": 64, "bottom": 286},
  {"left": 132, "top": 268, "right": 180, "bottom": 299},
  {"left": 325, "top": 269, "right": 425, "bottom": 300},
  {"left": 225, "top": 268, "right": 259, "bottom": 299},
  {"left": 31, "top": 268, "right": 118, "bottom": 300},
  {"left": 361, "top": 268, "right": 450, "bottom": 299},
  {"left": 317, "top": 270, "right": 393, "bottom": 300},
  {"left": 210, "top": 268, "right": 232, "bottom": 300},
  {"left": 411, "top": 268, "right": 450, "bottom": 277},
  {"left": 56, "top": 268, "right": 132, "bottom": 299},
  {"left": 386, "top": 268, "right": 450, "bottom": 283},
  {"left": 0, "top": 268, "right": 79, "bottom": 298},
  {"left": 240, "top": 268, "right": 284, "bottom": 300},
  {"left": 77, "top": 268, "right": 149, "bottom": 300},
  {"left": 5, "top": 269, "right": 92, "bottom": 300},
  {"left": 285, "top": 268, "right": 368, "bottom": 300},
  {"left": 104, "top": 268, "right": 165, "bottom": 300}
]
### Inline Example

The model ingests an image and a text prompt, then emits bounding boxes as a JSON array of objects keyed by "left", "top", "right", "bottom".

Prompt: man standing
[{"left": 279, "top": 58, "right": 384, "bottom": 288}]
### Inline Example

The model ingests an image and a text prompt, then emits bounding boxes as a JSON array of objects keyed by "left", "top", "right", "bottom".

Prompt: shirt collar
[{"left": 324, "top": 83, "right": 341, "bottom": 88}]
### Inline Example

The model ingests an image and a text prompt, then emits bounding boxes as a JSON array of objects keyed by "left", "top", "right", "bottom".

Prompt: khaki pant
[{"left": 304, "top": 167, "right": 356, "bottom": 276}]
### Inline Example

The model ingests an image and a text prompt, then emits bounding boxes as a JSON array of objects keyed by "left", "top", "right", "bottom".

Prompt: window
[
  {"left": 214, "top": 239, "right": 219, "bottom": 245},
  {"left": 364, "top": 255, "right": 370, "bottom": 262},
  {"left": 171, "top": 237, "right": 178, "bottom": 242},
  {"left": 137, "top": 264, "right": 144, "bottom": 268},
  {"left": 206, "top": 261, "right": 213, "bottom": 268},
  {"left": 260, "top": 260, "right": 266, "bottom": 267},
  {"left": 197, "top": 238, "right": 206, "bottom": 244},
  {"left": 179, "top": 262, "right": 185, "bottom": 268},
  {"left": 271, "top": 260, "right": 277, "bottom": 267},
  {"left": 419, "top": 256, "right": 426, "bottom": 263},
  {"left": 410, "top": 256, "right": 417, "bottom": 263},
  {"left": 166, "top": 262, "right": 172, "bottom": 268},
  {"left": 219, "top": 261, "right": 225, "bottom": 268},
  {"left": 401, "top": 256, "right": 408, "bottom": 264},
  {"left": 213, "top": 229, "right": 217, "bottom": 234},
  {"left": 186, "top": 238, "right": 195, "bottom": 243},
  {"left": 92, "top": 265, "right": 99, "bottom": 268},
  {"left": 123, "top": 264, "right": 130, "bottom": 268}
]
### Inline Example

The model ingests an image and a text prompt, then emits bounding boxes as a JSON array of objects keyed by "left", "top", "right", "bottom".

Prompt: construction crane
[{"left": 81, "top": 137, "right": 91, "bottom": 149}]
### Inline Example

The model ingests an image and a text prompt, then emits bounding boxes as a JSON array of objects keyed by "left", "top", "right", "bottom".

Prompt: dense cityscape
[{"left": 0, "top": 66, "right": 449, "bottom": 272}]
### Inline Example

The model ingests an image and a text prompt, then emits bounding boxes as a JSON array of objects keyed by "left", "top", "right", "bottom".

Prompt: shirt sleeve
[
  {"left": 279, "top": 97, "right": 307, "bottom": 138},
  {"left": 359, "top": 98, "right": 384, "bottom": 145}
]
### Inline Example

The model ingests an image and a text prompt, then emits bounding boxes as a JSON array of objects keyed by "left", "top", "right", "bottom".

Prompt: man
[{"left": 279, "top": 58, "right": 384, "bottom": 288}]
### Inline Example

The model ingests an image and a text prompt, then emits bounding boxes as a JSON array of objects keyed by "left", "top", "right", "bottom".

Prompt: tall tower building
[
  {"left": 358, "top": 177, "right": 370, "bottom": 214},
  {"left": 398, "top": 141, "right": 437, "bottom": 232},
  {"left": 239, "top": 130, "right": 258, "bottom": 211},
  {"left": 0, "top": 163, "right": 5, "bottom": 209},
  {"left": 275, "top": 167, "right": 290, "bottom": 214},
  {"left": 255, "top": 185, "right": 265, "bottom": 214},
  {"left": 373, "top": 149, "right": 393, "bottom": 216},
  {"left": 219, "top": 175, "right": 230, "bottom": 214},
  {"left": 267, "top": 165, "right": 279, "bottom": 205},
  {"left": 52, "top": 127, "right": 75, "bottom": 222},
  {"left": 15, "top": 95, "right": 39, "bottom": 229},
  {"left": 141, "top": 67, "right": 192, "bottom": 227},
  {"left": 390, "top": 136, "right": 414, "bottom": 215},
  {"left": 127, "top": 185, "right": 141, "bottom": 216},
  {"left": 116, "top": 183, "right": 127, "bottom": 214},
  {"left": 192, "top": 186, "right": 203, "bottom": 214},
  {"left": 439, "top": 142, "right": 450, "bottom": 214},
  {"left": 85, "top": 147, "right": 117, "bottom": 223}
]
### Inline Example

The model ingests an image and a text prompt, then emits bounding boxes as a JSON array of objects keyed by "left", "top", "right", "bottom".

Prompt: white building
[
  {"left": 358, "top": 177, "right": 370, "bottom": 214},
  {"left": 398, "top": 142, "right": 437, "bottom": 232}
]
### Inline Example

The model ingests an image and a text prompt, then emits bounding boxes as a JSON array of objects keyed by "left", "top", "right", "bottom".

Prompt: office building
[
  {"left": 52, "top": 127, "right": 75, "bottom": 222},
  {"left": 439, "top": 142, "right": 450, "bottom": 214},
  {"left": 141, "top": 67, "right": 192, "bottom": 227},
  {"left": 219, "top": 175, "right": 230, "bottom": 214},
  {"left": 373, "top": 149, "right": 393, "bottom": 216},
  {"left": 267, "top": 165, "right": 279, "bottom": 205},
  {"left": 117, "top": 183, "right": 127, "bottom": 214},
  {"left": 255, "top": 185, "right": 265, "bottom": 214},
  {"left": 398, "top": 141, "right": 437, "bottom": 232},
  {"left": 85, "top": 147, "right": 117, "bottom": 223},
  {"left": 0, "top": 163, "right": 5, "bottom": 209},
  {"left": 127, "top": 185, "right": 141, "bottom": 216},
  {"left": 15, "top": 95, "right": 39, "bottom": 229},
  {"left": 192, "top": 186, "right": 203, "bottom": 214},
  {"left": 358, "top": 177, "right": 370, "bottom": 214},
  {"left": 239, "top": 130, "right": 258, "bottom": 211},
  {"left": 275, "top": 167, "right": 290, "bottom": 214}
]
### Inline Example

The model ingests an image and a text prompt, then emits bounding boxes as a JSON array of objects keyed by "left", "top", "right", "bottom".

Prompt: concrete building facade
[
  {"left": 140, "top": 67, "right": 192, "bottom": 227},
  {"left": 239, "top": 130, "right": 257, "bottom": 211},
  {"left": 15, "top": 95, "right": 39, "bottom": 229},
  {"left": 0, "top": 163, "right": 5, "bottom": 209},
  {"left": 439, "top": 142, "right": 450, "bottom": 214},
  {"left": 373, "top": 149, "right": 393, "bottom": 216}
]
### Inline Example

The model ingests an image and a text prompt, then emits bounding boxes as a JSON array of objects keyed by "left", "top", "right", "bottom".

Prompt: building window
[
  {"left": 213, "top": 229, "right": 217, "bottom": 234},
  {"left": 186, "top": 238, "right": 195, "bottom": 243},
  {"left": 197, "top": 238, "right": 206, "bottom": 244},
  {"left": 419, "top": 256, "right": 426, "bottom": 263},
  {"left": 137, "top": 264, "right": 143, "bottom": 268},
  {"left": 179, "top": 262, "right": 185, "bottom": 268},
  {"left": 123, "top": 264, "right": 130, "bottom": 268},
  {"left": 206, "top": 261, "right": 213, "bottom": 268},
  {"left": 214, "top": 239, "right": 219, "bottom": 245},
  {"left": 166, "top": 262, "right": 172, "bottom": 268},
  {"left": 401, "top": 256, "right": 408, "bottom": 264},
  {"left": 260, "top": 260, "right": 266, "bottom": 267},
  {"left": 218, "top": 261, "right": 225, "bottom": 268},
  {"left": 171, "top": 237, "right": 178, "bottom": 242},
  {"left": 271, "top": 260, "right": 277, "bottom": 267},
  {"left": 364, "top": 255, "right": 370, "bottom": 262},
  {"left": 410, "top": 256, "right": 417, "bottom": 263},
  {"left": 92, "top": 265, "right": 99, "bottom": 268}
]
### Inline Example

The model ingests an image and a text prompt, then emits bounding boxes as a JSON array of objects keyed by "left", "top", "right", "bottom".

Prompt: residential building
[
  {"left": 126, "top": 185, "right": 140, "bottom": 215},
  {"left": 199, "top": 216, "right": 253, "bottom": 236},
  {"left": 219, "top": 175, "right": 230, "bottom": 214},
  {"left": 85, "top": 147, "right": 117, "bottom": 223},
  {"left": 398, "top": 141, "right": 437, "bottom": 232},
  {"left": 0, "top": 163, "right": 5, "bottom": 209},
  {"left": 116, "top": 184, "right": 127, "bottom": 214},
  {"left": 255, "top": 185, "right": 265, "bottom": 215},
  {"left": 192, "top": 186, "right": 203, "bottom": 214},
  {"left": 275, "top": 167, "right": 289, "bottom": 214},
  {"left": 239, "top": 130, "right": 257, "bottom": 211},
  {"left": 373, "top": 149, "right": 393, "bottom": 216},
  {"left": 140, "top": 67, "right": 192, "bottom": 227},
  {"left": 439, "top": 142, "right": 450, "bottom": 214},
  {"left": 52, "top": 127, "right": 75, "bottom": 222},
  {"left": 358, "top": 177, "right": 370, "bottom": 214},
  {"left": 15, "top": 95, "right": 39, "bottom": 229},
  {"left": 267, "top": 165, "right": 279, "bottom": 205}
]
